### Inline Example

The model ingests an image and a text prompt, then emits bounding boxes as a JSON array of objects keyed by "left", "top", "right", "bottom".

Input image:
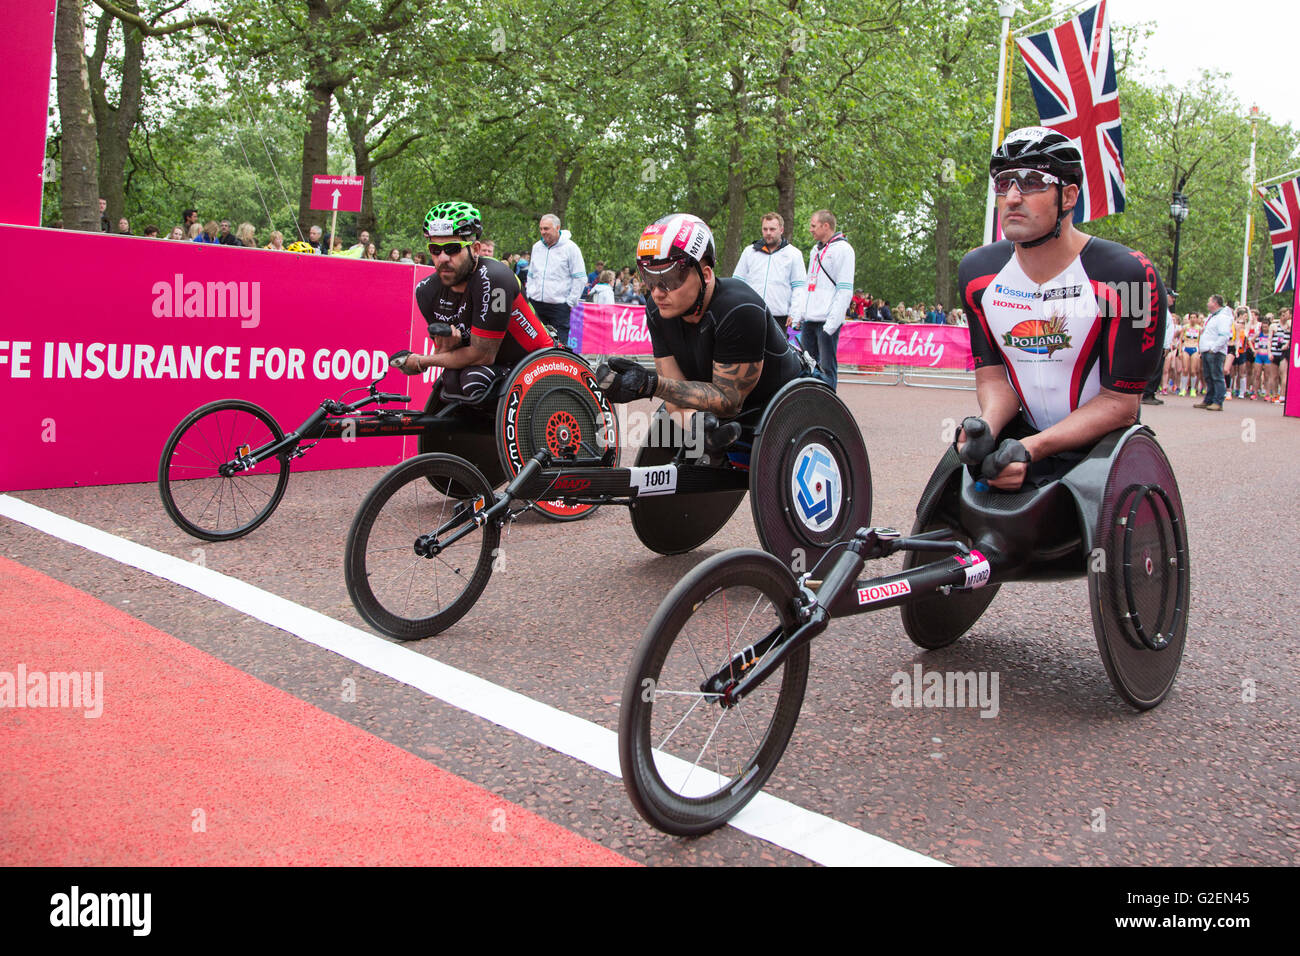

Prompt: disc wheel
[
  {"left": 158, "top": 399, "right": 290, "bottom": 541},
  {"left": 900, "top": 454, "right": 1000, "bottom": 650},
  {"left": 345, "top": 453, "right": 500, "bottom": 639},
  {"left": 1090, "top": 434, "right": 1188, "bottom": 709},
  {"left": 618, "top": 549, "right": 808, "bottom": 836},
  {"left": 629, "top": 434, "right": 746, "bottom": 555},
  {"left": 497, "top": 349, "right": 618, "bottom": 522}
]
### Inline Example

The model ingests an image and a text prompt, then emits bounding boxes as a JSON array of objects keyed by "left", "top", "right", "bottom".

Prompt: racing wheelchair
[
  {"left": 157, "top": 341, "right": 613, "bottom": 541},
  {"left": 617, "top": 424, "right": 1189, "bottom": 835},
  {"left": 342, "top": 369, "right": 873, "bottom": 640}
]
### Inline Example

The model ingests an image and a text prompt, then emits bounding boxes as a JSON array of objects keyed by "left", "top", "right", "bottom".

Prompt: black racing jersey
[
  {"left": 958, "top": 237, "right": 1167, "bottom": 430},
  {"left": 415, "top": 255, "right": 553, "bottom": 367},
  {"left": 645, "top": 276, "right": 803, "bottom": 415}
]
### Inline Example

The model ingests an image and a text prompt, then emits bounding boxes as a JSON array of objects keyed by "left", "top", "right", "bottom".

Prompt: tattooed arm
[{"left": 652, "top": 355, "right": 764, "bottom": 420}]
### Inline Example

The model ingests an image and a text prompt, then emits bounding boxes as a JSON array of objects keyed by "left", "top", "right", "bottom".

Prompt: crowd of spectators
[
  {"left": 843, "top": 291, "right": 965, "bottom": 326},
  {"left": 1159, "top": 300, "right": 1291, "bottom": 405}
]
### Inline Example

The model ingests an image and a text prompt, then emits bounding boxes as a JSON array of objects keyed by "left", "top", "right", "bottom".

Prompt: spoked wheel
[
  {"left": 345, "top": 453, "right": 500, "bottom": 640},
  {"left": 158, "top": 399, "right": 290, "bottom": 541},
  {"left": 618, "top": 549, "right": 808, "bottom": 836}
]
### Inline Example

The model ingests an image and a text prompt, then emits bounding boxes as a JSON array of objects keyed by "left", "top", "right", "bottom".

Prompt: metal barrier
[{"left": 901, "top": 365, "right": 977, "bottom": 390}]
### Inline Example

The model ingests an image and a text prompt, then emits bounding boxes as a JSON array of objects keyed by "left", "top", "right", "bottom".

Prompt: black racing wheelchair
[
  {"left": 157, "top": 342, "right": 615, "bottom": 541},
  {"left": 617, "top": 424, "right": 1189, "bottom": 835},
  {"left": 342, "top": 360, "right": 873, "bottom": 640}
]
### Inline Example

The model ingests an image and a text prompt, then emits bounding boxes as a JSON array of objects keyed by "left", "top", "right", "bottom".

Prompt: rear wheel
[
  {"left": 158, "top": 399, "right": 290, "bottom": 541},
  {"left": 618, "top": 549, "right": 808, "bottom": 836},
  {"left": 345, "top": 454, "right": 499, "bottom": 639}
]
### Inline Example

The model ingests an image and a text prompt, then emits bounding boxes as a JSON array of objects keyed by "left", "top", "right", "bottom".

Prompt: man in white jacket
[
  {"left": 801, "top": 209, "right": 855, "bottom": 390},
  {"left": 732, "top": 212, "right": 806, "bottom": 329},
  {"left": 526, "top": 213, "right": 587, "bottom": 349}
]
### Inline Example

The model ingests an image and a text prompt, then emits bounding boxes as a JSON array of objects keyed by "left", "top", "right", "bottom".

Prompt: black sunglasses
[{"left": 427, "top": 241, "right": 471, "bottom": 257}]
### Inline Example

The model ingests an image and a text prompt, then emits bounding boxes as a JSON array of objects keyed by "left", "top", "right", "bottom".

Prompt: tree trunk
[
  {"left": 775, "top": 73, "right": 796, "bottom": 239},
  {"left": 723, "top": 131, "right": 747, "bottom": 273},
  {"left": 90, "top": 3, "right": 145, "bottom": 228},
  {"left": 550, "top": 156, "right": 582, "bottom": 223},
  {"left": 56, "top": 0, "right": 99, "bottom": 231},
  {"left": 298, "top": 82, "right": 334, "bottom": 234},
  {"left": 934, "top": 187, "right": 952, "bottom": 309}
]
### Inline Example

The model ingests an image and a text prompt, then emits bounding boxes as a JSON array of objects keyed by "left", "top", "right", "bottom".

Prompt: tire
[
  {"left": 345, "top": 453, "right": 500, "bottom": 639},
  {"left": 618, "top": 549, "right": 808, "bottom": 836},
  {"left": 158, "top": 399, "right": 290, "bottom": 541}
]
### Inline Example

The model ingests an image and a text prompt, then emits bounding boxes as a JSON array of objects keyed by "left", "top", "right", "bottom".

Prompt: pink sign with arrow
[{"left": 309, "top": 175, "right": 365, "bottom": 212}]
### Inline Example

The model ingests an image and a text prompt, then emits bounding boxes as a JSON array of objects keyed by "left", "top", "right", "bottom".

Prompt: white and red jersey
[{"left": 959, "top": 238, "right": 1167, "bottom": 430}]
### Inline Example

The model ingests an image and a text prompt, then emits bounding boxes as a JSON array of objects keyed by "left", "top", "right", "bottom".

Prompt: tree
[{"left": 57, "top": 0, "right": 100, "bottom": 231}]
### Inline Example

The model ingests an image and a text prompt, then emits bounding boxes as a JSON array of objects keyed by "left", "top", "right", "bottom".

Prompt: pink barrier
[
  {"left": 0, "top": 225, "right": 435, "bottom": 491},
  {"left": 2, "top": 0, "right": 56, "bottom": 227},
  {"left": 570, "top": 302, "right": 652, "bottom": 355},
  {"left": 833, "top": 321, "right": 974, "bottom": 370}
]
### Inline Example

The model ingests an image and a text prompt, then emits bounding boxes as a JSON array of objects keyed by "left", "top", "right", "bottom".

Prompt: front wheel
[
  {"left": 158, "top": 399, "right": 290, "bottom": 541},
  {"left": 345, "top": 453, "right": 500, "bottom": 639},
  {"left": 618, "top": 549, "right": 808, "bottom": 836}
]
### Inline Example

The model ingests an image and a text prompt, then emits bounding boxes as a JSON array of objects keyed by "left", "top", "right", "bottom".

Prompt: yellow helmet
[{"left": 286, "top": 240, "right": 314, "bottom": 254}]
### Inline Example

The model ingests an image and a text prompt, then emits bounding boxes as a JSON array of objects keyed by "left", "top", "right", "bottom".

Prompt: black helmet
[{"left": 990, "top": 126, "right": 1084, "bottom": 186}]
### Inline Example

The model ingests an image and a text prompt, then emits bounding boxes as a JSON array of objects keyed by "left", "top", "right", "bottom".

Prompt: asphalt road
[{"left": 2, "top": 383, "right": 1297, "bottom": 866}]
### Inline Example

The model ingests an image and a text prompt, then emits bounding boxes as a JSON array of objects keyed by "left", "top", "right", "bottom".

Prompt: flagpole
[
  {"left": 1257, "top": 167, "right": 1300, "bottom": 189},
  {"left": 984, "top": 1, "right": 1018, "bottom": 245},
  {"left": 1239, "top": 105, "right": 1260, "bottom": 306}
]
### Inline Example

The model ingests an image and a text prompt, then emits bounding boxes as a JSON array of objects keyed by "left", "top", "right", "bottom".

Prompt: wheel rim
[
  {"left": 351, "top": 458, "right": 496, "bottom": 637},
  {"left": 161, "top": 404, "right": 287, "bottom": 539}
]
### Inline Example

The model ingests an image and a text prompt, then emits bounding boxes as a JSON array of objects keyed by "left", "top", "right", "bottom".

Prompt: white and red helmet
[{"left": 636, "top": 213, "right": 716, "bottom": 268}]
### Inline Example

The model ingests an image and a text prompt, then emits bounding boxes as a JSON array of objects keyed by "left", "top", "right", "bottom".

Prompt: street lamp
[{"left": 1169, "top": 183, "right": 1189, "bottom": 295}]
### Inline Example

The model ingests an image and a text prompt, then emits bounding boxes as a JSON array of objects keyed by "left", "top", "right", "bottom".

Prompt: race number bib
[{"left": 630, "top": 465, "right": 677, "bottom": 497}]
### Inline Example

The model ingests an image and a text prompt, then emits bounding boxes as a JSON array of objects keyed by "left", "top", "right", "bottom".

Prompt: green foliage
[{"left": 47, "top": 0, "right": 1300, "bottom": 305}]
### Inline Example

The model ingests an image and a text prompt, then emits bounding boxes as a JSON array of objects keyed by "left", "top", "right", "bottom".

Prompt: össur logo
[
  {"left": 993, "top": 283, "right": 1040, "bottom": 300},
  {"left": 1002, "top": 317, "right": 1072, "bottom": 356},
  {"left": 858, "top": 580, "right": 912, "bottom": 605},
  {"left": 1042, "top": 284, "right": 1083, "bottom": 301},
  {"left": 791, "top": 443, "right": 841, "bottom": 532}
]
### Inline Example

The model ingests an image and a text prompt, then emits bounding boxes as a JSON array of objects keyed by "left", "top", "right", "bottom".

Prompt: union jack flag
[
  {"left": 1259, "top": 178, "right": 1299, "bottom": 293},
  {"left": 1016, "top": 1, "right": 1125, "bottom": 223}
]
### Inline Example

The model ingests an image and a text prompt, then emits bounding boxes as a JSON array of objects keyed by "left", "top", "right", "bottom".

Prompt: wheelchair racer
[
  {"left": 956, "top": 127, "right": 1168, "bottom": 491},
  {"left": 596, "top": 213, "right": 805, "bottom": 447},
  {"left": 392, "top": 201, "right": 554, "bottom": 401}
]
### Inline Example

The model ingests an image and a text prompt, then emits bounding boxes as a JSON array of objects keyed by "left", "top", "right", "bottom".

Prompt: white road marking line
[{"left": 0, "top": 493, "right": 943, "bottom": 867}]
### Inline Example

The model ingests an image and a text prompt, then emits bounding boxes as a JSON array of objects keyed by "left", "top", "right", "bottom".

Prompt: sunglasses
[
  {"left": 638, "top": 258, "right": 693, "bottom": 293},
  {"left": 427, "top": 241, "right": 471, "bottom": 257},
  {"left": 992, "top": 168, "right": 1064, "bottom": 196}
]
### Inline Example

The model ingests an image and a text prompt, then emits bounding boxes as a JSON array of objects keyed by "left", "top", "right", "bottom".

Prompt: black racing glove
[
  {"left": 981, "top": 438, "right": 1032, "bottom": 481},
  {"left": 388, "top": 350, "right": 421, "bottom": 375},
  {"left": 595, "top": 357, "right": 658, "bottom": 404},
  {"left": 956, "top": 416, "right": 996, "bottom": 467}
]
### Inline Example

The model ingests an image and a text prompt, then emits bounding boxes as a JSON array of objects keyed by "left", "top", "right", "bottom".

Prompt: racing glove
[
  {"left": 388, "top": 350, "right": 421, "bottom": 375},
  {"left": 595, "top": 357, "right": 658, "bottom": 404},
  {"left": 981, "top": 438, "right": 1032, "bottom": 481},
  {"left": 956, "top": 416, "right": 996, "bottom": 467}
]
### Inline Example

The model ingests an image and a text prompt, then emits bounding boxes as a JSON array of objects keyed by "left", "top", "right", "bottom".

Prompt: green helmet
[{"left": 423, "top": 201, "right": 483, "bottom": 240}]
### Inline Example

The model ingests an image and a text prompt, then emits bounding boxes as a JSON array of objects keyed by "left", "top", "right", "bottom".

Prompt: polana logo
[
  {"left": 1002, "top": 317, "right": 1071, "bottom": 356},
  {"left": 791, "top": 443, "right": 841, "bottom": 531}
]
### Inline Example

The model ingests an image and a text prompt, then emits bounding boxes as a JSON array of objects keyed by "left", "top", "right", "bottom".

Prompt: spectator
[
  {"left": 590, "top": 269, "right": 616, "bottom": 304},
  {"left": 331, "top": 238, "right": 345, "bottom": 254},
  {"left": 182, "top": 208, "right": 199, "bottom": 233},
  {"left": 167, "top": 225, "right": 185, "bottom": 241},
  {"left": 116, "top": 217, "right": 131, "bottom": 235},
  {"left": 526, "top": 213, "right": 586, "bottom": 347},
  {"left": 877, "top": 299, "right": 893, "bottom": 322},
  {"left": 478, "top": 238, "right": 496, "bottom": 259},
  {"left": 308, "top": 224, "right": 327, "bottom": 255},
  {"left": 99, "top": 198, "right": 110, "bottom": 233},
  {"left": 850, "top": 290, "right": 868, "bottom": 319},
  {"left": 142, "top": 225, "right": 159, "bottom": 238},
  {"left": 362, "top": 242, "right": 378, "bottom": 260},
  {"left": 800, "top": 208, "right": 854, "bottom": 390},
  {"left": 349, "top": 229, "right": 371, "bottom": 255},
  {"left": 218, "top": 219, "right": 241, "bottom": 246},
  {"left": 733, "top": 212, "right": 805, "bottom": 329},
  {"left": 194, "top": 221, "right": 220, "bottom": 244},
  {"left": 188, "top": 222, "right": 204, "bottom": 240},
  {"left": 515, "top": 251, "right": 530, "bottom": 283},
  {"left": 399, "top": 248, "right": 414, "bottom": 263},
  {"left": 586, "top": 260, "right": 607, "bottom": 296},
  {"left": 863, "top": 294, "right": 879, "bottom": 321},
  {"left": 264, "top": 230, "right": 286, "bottom": 251},
  {"left": 413, "top": 251, "right": 427, "bottom": 265},
  {"left": 236, "top": 222, "right": 257, "bottom": 247},
  {"left": 387, "top": 248, "right": 401, "bottom": 262},
  {"left": 1195, "top": 294, "right": 1232, "bottom": 411}
]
